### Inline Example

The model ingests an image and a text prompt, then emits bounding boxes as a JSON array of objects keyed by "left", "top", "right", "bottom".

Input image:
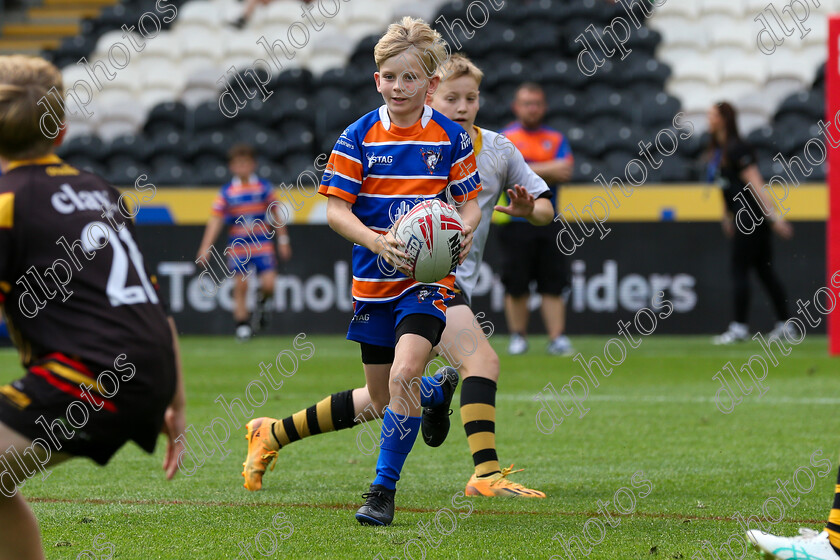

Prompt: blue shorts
[
  {"left": 227, "top": 253, "right": 276, "bottom": 275},
  {"left": 347, "top": 285, "right": 453, "bottom": 348}
]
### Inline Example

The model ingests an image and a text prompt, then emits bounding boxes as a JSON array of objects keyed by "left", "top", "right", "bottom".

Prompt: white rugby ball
[{"left": 393, "top": 199, "right": 465, "bottom": 283}]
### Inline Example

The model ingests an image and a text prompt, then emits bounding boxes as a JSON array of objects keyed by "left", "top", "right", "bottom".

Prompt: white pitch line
[{"left": 498, "top": 393, "right": 840, "bottom": 406}]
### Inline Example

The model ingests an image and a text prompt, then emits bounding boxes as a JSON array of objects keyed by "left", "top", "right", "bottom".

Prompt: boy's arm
[
  {"left": 496, "top": 136, "right": 554, "bottom": 226},
  {"left": 160, "top": 316, "right": 186, "bottom": 480},
  {"left": 456, "top": 197, "right": 480, "bottom": 264},
  {"left": 325, "top": 196, "right": 411, "bottom": 274},
  {"left": 196, "top": 215, "right": 224, "bottom": 260},
  {"left": 266, "top": 192, "right": 292, "bottom": 261}
]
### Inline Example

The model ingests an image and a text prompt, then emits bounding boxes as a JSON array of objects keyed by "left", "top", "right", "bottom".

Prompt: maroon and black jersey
[
  {"left": 0, "top": 155, "right": 171, "bottom": 369},
  {"left": 0, "top": 156, "right": 175, "bottom": 463}
]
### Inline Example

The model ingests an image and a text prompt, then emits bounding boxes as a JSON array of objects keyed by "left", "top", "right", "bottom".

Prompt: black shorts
[
  {"left": 498, "top": 220, "right": 569, "bottom": 296},
  {"left": 360, "top": 313, "right": 445, "bottom": 364},
  {"left": 0, "top": 352, "right": 176, "bottom": 465},
  {"left": 450, "top": 282, "right": 471, "bottom": 308}
]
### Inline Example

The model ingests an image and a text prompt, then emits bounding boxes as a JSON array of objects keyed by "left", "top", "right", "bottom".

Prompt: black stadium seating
[{"left": 48, "top": 0, "right": 825, "bottom": 186}]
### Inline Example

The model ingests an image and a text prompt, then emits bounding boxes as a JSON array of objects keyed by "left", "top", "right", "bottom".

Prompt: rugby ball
[{"left": 393, "top": 199, "right": 465, "bottom": 283}]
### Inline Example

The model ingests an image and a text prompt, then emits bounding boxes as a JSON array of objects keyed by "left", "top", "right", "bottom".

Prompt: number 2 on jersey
[{"left": 81, "top": 222, "right": 159, "bottom": 307}]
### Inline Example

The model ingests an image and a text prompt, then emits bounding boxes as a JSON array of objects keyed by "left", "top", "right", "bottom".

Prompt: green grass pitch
[{"left": 4, "top": 334, "right": 838, "bottom": 559}]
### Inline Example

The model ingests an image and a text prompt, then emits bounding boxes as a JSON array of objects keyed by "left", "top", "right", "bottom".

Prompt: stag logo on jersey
[
  {"left": 367, "top": 153, "right": 393, "bottom": 168},
  {"left": 420, "top": 147, "right": 442, "bottom": 174}
]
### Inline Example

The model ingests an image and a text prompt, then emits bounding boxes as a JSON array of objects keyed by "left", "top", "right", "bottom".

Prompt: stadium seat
[
  {"left": 620, "top": 56, "right": 671, "bottom": 90},
  {"left": 698, "top": 0, "right": 745, "bottom": 29},
  {"left": 255, "top": 163, "right": 289, "bottom": 184},
  {"left": 662, "top": 154, "right": 695, "bottom": 181},
  {"left": 668, "top": 55, "right": 719, "bottom": 110},
  {"left": 197, "top": 161, "right": 232, "bottom": 185},
  {"left": 279, "top": 121, "right": 315, "bottom": 156},
  {"left": 638, "top": 92, "right": 682, "bottom": 129},
  {"left": 517, "top": 21, "right": 559, "bottom": 56},
  {"left": 582, "top": 89, "right": 626, "bottom": 124},
  {"left": 145, "top": 130, "right": 189, "bottom": 164},
  {"left": 603, "top": 150, "right": 641, "bottom": 181},
  {"left": 63, "top": 113, "right": 99, "bottom": 143},
  {"left": 52, "top": 36, "right": 98, "bottom": 70},
  {"left": 654, "top": 21, "right": 708, "bottom": 70},
  {"left": 182, "top": 69, "right": 223, "bottom": 109},
  {"left": 353, "top": 87, "right": 384, "bottom": 114},
  {"left": 708, "top": 23, "right": 756, "bottom": 63},
  {"left": 774, "top": 115, "right": 820, "bottom": 156},
  {"left": 307, "top": 32, "right": 355, "bottom": 76},
  {"left": 187, "top": 130, "right": 232, "bottom": 164},
  {"left": 319, "top": 65, "right": 375, "bottom": 95},
  {"left": 718, "top": 58, "right": 768, "bottom": 101},
  {"left": 282, "top": 153, "right": 316, "bottom": 177},
  {"left": 95, "top": 3, "right": 145, "bottom": 37},
  {"left": 137, "top": 32, "right": 185, "bottom": 66},
  {"left": 814, "top": 62, "right": 826, "bottom": 89},
  {"left": 57, "top": 135, "right": 105, "bottom": 163},
  {"left": 192, "top": 100, "right": 230, "bottom": 133},
  {"left": 105, "top": 155, "right": 146, "bottom": 186},
  {"left": 675, "top": 129, "right": 705, "bottom": 161},
  {"left": 572, "top": 156, "right": 600, "bottom": 183},
  {"left": 652, "top": 0, "right": 700, "bottom": 21},
  {"left": 138, "top": 60, "right": 187, "bottom": 109},
  {"left": 267, "top": 67, "right": 313, "bottom": 94},
  {"left": 107, "top": 134, "right": 153, "bottom": 163},
  {"left": 97, "top": 102, "right": 146, "bottom": 142},
  {"left": 747, "top": 126, "right": 781, "bottom": 154},
  {"left": 596, "top": 124, "right": 643, "bottom": 160},
  {"left": 537, "top": 58, "right": 588, "bottom": 91},
  {"left": 390, "top": 0, "right": 439, "bottom": 23},
  {"left": 177, "top": 1, "right": 225, "bottom": 31},
  {"left": 153, "top": 159, "right": 195, "bottom": 186},
  {"left": 625, "top": 26, "right": 662, "bottom": 56},
  {"left": 776, "top": 90, "right": 824, "bottom": 122},
  {"left": 222, "top": 33, "right": 264, "bottom": 70},
  {"left": 180, "top": 27, "right": 225, "bottom": 75},
  {"left": 144, "top": 101, "right": 189, "bottom": 137}
]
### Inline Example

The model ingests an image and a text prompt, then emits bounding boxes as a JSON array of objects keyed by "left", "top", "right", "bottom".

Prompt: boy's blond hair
[
  {"left": 0, "top": 55, "right": 64, "bottom": 160},
  {"left": 374, "top": 16, "right": 448, "bottom": 77},
  {"left": 436, "top": 53, "right": 483, "bottom": 86}
]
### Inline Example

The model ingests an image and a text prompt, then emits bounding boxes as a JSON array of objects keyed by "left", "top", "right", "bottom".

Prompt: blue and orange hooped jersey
[
  {"left": 212, "top": 174, "right": 276, "bottom": 257},
  {"left": 319, "top": 105, "right": 481, "bottom": 302}
]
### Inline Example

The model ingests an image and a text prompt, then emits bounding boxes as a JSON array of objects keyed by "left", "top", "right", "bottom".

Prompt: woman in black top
[{"left": 706, "top": 102, "right": 793, "bottom": 344}]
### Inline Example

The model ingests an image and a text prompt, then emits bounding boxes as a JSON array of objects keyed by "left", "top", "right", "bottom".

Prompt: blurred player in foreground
[
  {"left": 243, "top": 17, "right": 481, "bottom": 526},
  {"left": 747, "top": 453, "right": 840, "bottom": 558},
  {"left": 705, "top": 102, "right": 794, "bottom": 345},
  {"left": 0, "top": 55, "right": 185, "bottom": 560},
  {"left": 241, "top": 53, "right": 553, "bottom": 501},
  {"left": 196, "top": 144, "right": 291, "bottom": 341},
  {"left": 497, "top": 83, "right": 575, "bottom": 356}
]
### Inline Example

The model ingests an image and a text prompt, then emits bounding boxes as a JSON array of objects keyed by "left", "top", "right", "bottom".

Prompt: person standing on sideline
[
  {"left": 497, "top": 82, "right": 574, "bottom": 356},
  {"left": 705, "top": 101, "right": 795, "bottom": 345},
  {"left": 196, "top": 144, "right": 292, "bottom": 341}
]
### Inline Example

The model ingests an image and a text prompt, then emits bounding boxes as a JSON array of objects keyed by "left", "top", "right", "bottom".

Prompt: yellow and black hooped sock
[
  {"left": 460, "top": 377, "right": 501, "bottom": 477},
  {"left": 826, "top": 465, "right": 840, "bottom": 553},
  {"left": 271, "top": 389, "right": 356, "bottom": 448}
]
